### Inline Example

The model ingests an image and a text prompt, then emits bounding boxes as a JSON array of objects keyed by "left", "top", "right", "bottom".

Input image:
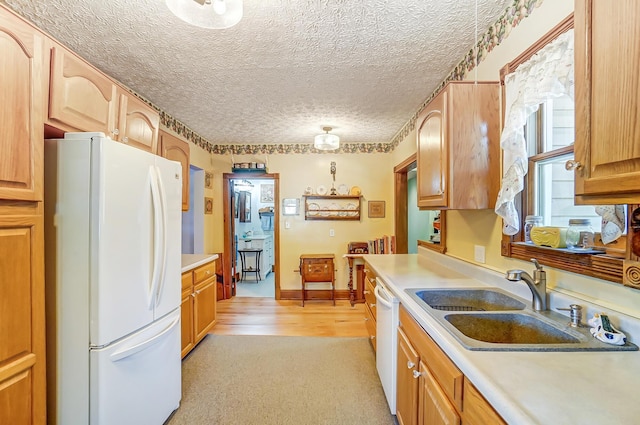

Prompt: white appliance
[
  {"left": 44, "top": 133, "right": 183, "bottom": 425},
  {"left": 375, "top": 277, "right": 400, "bottom": 414}
]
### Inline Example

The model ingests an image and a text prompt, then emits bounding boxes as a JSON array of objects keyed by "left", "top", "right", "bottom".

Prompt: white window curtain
[{"left": 495, "top": 29, "right": 574, "bottom": 235}]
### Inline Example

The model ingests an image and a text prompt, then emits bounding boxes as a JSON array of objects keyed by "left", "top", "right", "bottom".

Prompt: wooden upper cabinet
[
  {"left": 159, "top": 131, "right": 190, "bottom": 211},
  {"left": 117, "top": 91, "right": 160, "bottom": 154},
  {"left": 48, "top": 45, "right": 118, "bottom": 136},
  {"left": 416, "top": 82, "right": 500, "bottom": 210},
  {"left": 574, "top": 0, "right": 640, "bottom": 203},
  {"left": 0, "top": 10, "right": 44, "bottom": 202}
]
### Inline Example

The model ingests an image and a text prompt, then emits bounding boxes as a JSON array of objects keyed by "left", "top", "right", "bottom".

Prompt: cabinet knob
[
  {"left": 565, "top": 159, "right": 583, "bottom": 172},
  {"left": 111, "top": 128, "right": 120, "bottom": 136},
  {"left": 369, "top": 303, "right": 376, "bottom": 308},
  {"left": 363, "top": 290, "right": 370, "bottom": 295},
  {"left": 370, "top": 335, "right": 375, "bottom": 340},
  {"left": 412, "top": 370, "right": 422, "bottom": 379},
  {"left": 407, "top": 361, "right": 415, "bottom": 369},
  {"left": 122, "top": 136, "right": 129, "bottom": 143},
  {"left": 206, "top": 270, "right": 211, "bottom": 275},
  {"left": 364, "top": 317, "right": 369, "bottom": 321}
]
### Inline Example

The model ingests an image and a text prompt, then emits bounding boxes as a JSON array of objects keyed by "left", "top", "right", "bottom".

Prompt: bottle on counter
[
  {"left": 566, "top": 219, "right": 595, "bottom": 250},
  {"left": 524, "top": 215, "right": 543, "bottom": 243}
]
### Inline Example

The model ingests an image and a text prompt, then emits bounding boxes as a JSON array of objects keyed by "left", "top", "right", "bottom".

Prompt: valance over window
[{"left": 495, "top": 29, "right": 574, "bottom": 235}]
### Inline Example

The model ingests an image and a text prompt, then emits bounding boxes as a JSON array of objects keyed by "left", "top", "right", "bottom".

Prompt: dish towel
[{"left": 588, "top": 313, "right": 627, "bottom": 346}]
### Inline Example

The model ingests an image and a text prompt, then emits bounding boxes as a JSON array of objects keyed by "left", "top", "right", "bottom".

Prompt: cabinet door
[
  {"left": 462, "top": 380, "right": 506, "bottom": 425},
  {"left": 397, "top": 327, "right": 420, "bottom": 425},
  {"left": 0, "top": 210, "right": 46, "bottom": 425},
  {"left": 180, "top": 290, "right": 194, "bottom": 358},
  {"left": 0, "top": 13, "right": 44, "bottom": 202},
  {"left": 117, "top": 91, "right": 159, "bottom": 154},
  {"left": 48, "top": 46, "right": 117, "bottom": 135},
  {"left": 159, "top": 131, "right": 190, "bottom": 211},
  {"left": 574, "top": 1, "right": 640, "bottom": 201},
  {"left": 194, "top": 277, "right": 217, "bottom": 343},
  {"left": 417, "top": 90, "right": 446, "bottom": 208},
  {"left": 419, "top": 362, "right": 460, "bottom": 425}
]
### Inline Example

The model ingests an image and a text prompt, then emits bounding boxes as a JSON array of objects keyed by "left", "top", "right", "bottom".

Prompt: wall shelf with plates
[{"left": 303, "top": 195, "right": 361, "bottom": 221}]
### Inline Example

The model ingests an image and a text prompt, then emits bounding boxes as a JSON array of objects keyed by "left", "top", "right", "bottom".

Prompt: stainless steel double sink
[{"left": 405, "top": 288, "right": 638, "bottom": 352}]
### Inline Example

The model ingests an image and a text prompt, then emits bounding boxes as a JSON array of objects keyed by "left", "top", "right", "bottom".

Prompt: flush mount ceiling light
[
  {"left": 314, "top": 127, "right": 340, "bottom": 151},
  {"left": 165, "top": 0, "right": 243, "bottom": 29}
]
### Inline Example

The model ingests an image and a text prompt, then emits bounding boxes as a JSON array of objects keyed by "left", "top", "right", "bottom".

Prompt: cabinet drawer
[
  {"left": 364, "top": 278, "right": 377, "bottom": 318},
  {"left": 400, "top": 306, "right": 463, "bottom": 411},
  {"left": 193, "top": 261, "right": 215, "bottom": 284},
  {"left": 181, "top": 271, "right": 193, "bottom": 291},
  {"left": 364, "top": 304, "right": 376, "bottom": 350},
  {"left": 302, "top": 260, "right": 332, "bottom": 281}
]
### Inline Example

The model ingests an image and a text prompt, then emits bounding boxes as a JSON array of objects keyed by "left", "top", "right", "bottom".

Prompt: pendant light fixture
[
  {"left": 165, "top": 0, "right": 243, "bottom": 29},
  {"left": 314, "top": 127, "right": 340, "bottom": 151}
]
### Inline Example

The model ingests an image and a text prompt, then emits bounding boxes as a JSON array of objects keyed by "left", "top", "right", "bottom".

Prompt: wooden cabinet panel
[
  {"left": 117, "top": 91, "right": 159, "bottom": 154},
  {"left": 48, "top": 45, "right": 117, "bottom": 135},
  {"left": 417, "top": 82, "right": 500, "bottom": 209},
  {"left": 159, "top": 131, "right": 190, "bottom": 211},
  {"left": 0, "top": 209, "right": 45, "bottom": 425},
  {"left": 462, "top": 380, "right": 506, "bottom": 425},
  {"left": 574, "top": 0, "right": 640, "bottom": 202},
  {"left": 194, "top": 278, "right": 217, "bottom": 342},
  {"left": 397, "top": 327, "right": 420, "bottom": 425},
  {"left": 180, "top": 290, "right": 194, "bottom": 358},
  {"left": 194, "top": 261, "right": 216, "bottom": 284},
  {"left": 419, "top": 362, "right": 460, "bottom": 425},
  {"left": 0, "top": 12, "right": 44, "bottom": 202}
]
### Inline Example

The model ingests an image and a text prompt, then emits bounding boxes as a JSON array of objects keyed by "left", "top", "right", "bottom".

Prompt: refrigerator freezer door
[
  {"left": 90, "top": 138, "right": 159, "bottom": 346},
  {"left": 152, "top": 156, "right": 182, "bottom": 320},
  {"left": 90, "top": 308, "right": 181, "bottom": 425}
]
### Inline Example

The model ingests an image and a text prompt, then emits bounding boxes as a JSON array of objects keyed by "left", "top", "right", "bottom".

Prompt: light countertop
[
  {"left": 181, "top": 254, "right": 219, "bottom": 273},
  {"left": 364, "top": 249, "right": 640, "bottom": 425}
]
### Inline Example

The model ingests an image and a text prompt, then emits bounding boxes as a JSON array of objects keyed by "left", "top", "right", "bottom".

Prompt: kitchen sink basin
[
  {"left": 445, "top": 313, "right": 579, "bottom": 344},
  {"left": 406, "top": 288, "right": 526, "bottom": 312},
  {"left": 405, "top": 287, "right": 638, "bottom": 352}
]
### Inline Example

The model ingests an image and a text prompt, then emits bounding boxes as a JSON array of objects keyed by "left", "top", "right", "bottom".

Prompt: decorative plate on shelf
[
  {"left": 316, "top": 185, "right": 327, "bottom": 195},
  {"left": 320, "top": 206, "right": 330, "bottom": 217},
  {"left": 328, "top": 203, "right": 339, "bottom": 217},
  {"left": 304, "top": 186, "right": 313, "bottom": 195},
  {"left": 350, "top": 186, "right": 361, "bottom": 196},
  {"left": 345, "top": 203, "right": 358, "bottom": 217},
  {"left": 337, "top": 184, "right": 349, "bottom": 195},
  {"left": 307, "top": 203, "right": 320, "bottom": 216}
]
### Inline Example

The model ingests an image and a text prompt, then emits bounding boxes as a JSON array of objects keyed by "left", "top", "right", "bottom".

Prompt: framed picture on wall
[
  {"left": 204, "top": 171, "right": 213, "bottom": 189},
  {"left": 204, "top": 197, "right": 213, "bottom": 215},
  {"left": 261, "top": 184, "right": 274, "bottom": 202},
  {"left": 368, "top": 200, "right": 385, "bottom": 218}
]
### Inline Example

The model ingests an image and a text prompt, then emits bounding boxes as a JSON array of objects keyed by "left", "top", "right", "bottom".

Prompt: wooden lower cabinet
[
  {"left": 0, "top": 204, "right": 46, "bottom": 425},
  {"left": 397, "top": 305, "right": 505, "bottom": 425},
  {"left": 181, "top": 260, "right": 217, "bottom": 358},
  {"left": 363, "top": 264, "right": 377, "bottom": 350}
]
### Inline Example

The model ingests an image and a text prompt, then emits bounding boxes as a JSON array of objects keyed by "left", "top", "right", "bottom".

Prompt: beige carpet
[{"left": 166, "top": 335, "right": 395, "bottom": 425}]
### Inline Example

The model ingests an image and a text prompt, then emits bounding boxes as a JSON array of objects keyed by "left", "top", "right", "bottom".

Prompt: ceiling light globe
[
  {"left": 314, "top": 128, "right": 340, "bottom": 151},
  {"left": 166, "top": 0, "right": 242, "bottom": 29}
]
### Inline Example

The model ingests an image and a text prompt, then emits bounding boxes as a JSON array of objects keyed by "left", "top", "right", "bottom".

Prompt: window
[
  {"left": 498, "top": 14, "right": 626, "bottom": 284},
  {"left": 524, "top": 96, "right": 603, "bottom": 233}
]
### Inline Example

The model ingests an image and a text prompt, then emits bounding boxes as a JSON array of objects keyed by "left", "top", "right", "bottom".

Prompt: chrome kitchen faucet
[{"left": 505, "top": 259, "right": 547, "bottom": 311}]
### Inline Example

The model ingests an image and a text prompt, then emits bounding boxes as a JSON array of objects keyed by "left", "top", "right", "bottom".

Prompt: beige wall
[{"left": 209, "top": 152, "right": 394, "bottom": 291}]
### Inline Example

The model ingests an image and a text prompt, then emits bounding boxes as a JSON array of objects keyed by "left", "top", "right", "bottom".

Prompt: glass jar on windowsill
[{"left": 566, "top": 219, "right": 595, "bottom": 250}]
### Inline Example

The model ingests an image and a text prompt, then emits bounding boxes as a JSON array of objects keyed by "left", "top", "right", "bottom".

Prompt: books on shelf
[{"left": 367, "top": 235, "right": 396, "bottom": 254}]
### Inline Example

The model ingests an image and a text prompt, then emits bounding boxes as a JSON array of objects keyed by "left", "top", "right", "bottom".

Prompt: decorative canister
[
  {"left": 566, "top": 219, "right": 595, "bottom": 250},
  {"left": 524, "top": 215, "right": 543, "bottom": 243}
]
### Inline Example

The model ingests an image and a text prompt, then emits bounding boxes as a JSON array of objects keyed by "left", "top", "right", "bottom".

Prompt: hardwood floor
[{"left": 211, "top": 297, "right": 369, "bottom": 337}]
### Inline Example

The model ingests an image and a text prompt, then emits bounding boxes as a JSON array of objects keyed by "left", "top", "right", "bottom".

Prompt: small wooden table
[
  {"left": 238, "top": 248, "right": 263, "bottom": 282},
  {"left": 299, "top": 254, "right": 335, "bottom": 306},
  {"left": 343, "top": 254, "right": 366, "bottom": 306}
]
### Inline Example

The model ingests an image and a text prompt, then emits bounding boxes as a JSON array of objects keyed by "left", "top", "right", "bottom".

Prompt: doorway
[{"left": 222, "top": 173, "right": 280, "bottom": 299}]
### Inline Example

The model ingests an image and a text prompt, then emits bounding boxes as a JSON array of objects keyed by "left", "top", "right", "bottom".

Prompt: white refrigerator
[{"left": 44, "top": 133, "right": 182, "bottom": 425}]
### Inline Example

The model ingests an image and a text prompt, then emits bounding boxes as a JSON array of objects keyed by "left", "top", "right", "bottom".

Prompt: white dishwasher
[{"left": 374, "top": 277, "right": 399, "bottom": 414}]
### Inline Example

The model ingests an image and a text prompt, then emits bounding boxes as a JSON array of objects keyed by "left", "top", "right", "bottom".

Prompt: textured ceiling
[{"left": 5, "top": 0, "right": 513, "bottom": 146}]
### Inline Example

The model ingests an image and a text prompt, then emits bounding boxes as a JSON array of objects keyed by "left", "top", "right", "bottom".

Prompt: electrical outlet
[
  {"left": 329, "top": 229, "right": 335, "bottom": 237},
  {"left": 285, "top": 221, "right": 290, "bottom": 229},
  {"left": 474, "top": 245, "right": 486, "bottom": 264}
]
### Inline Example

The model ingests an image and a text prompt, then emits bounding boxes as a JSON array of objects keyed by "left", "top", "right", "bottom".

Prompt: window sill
[{"left": 504, "top": 241, "right": 623, "bottom": 283}]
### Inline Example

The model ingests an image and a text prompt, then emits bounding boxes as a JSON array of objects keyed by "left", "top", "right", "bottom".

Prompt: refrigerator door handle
[
  {"left": 149, "top": 166, "right": 164, "bottom": 310},
  {"left": 109, "top": 315, "right": 180, "bottom": 362},
  {"left": 153, "top": 165, "right": 169, "bottom": 307}
]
